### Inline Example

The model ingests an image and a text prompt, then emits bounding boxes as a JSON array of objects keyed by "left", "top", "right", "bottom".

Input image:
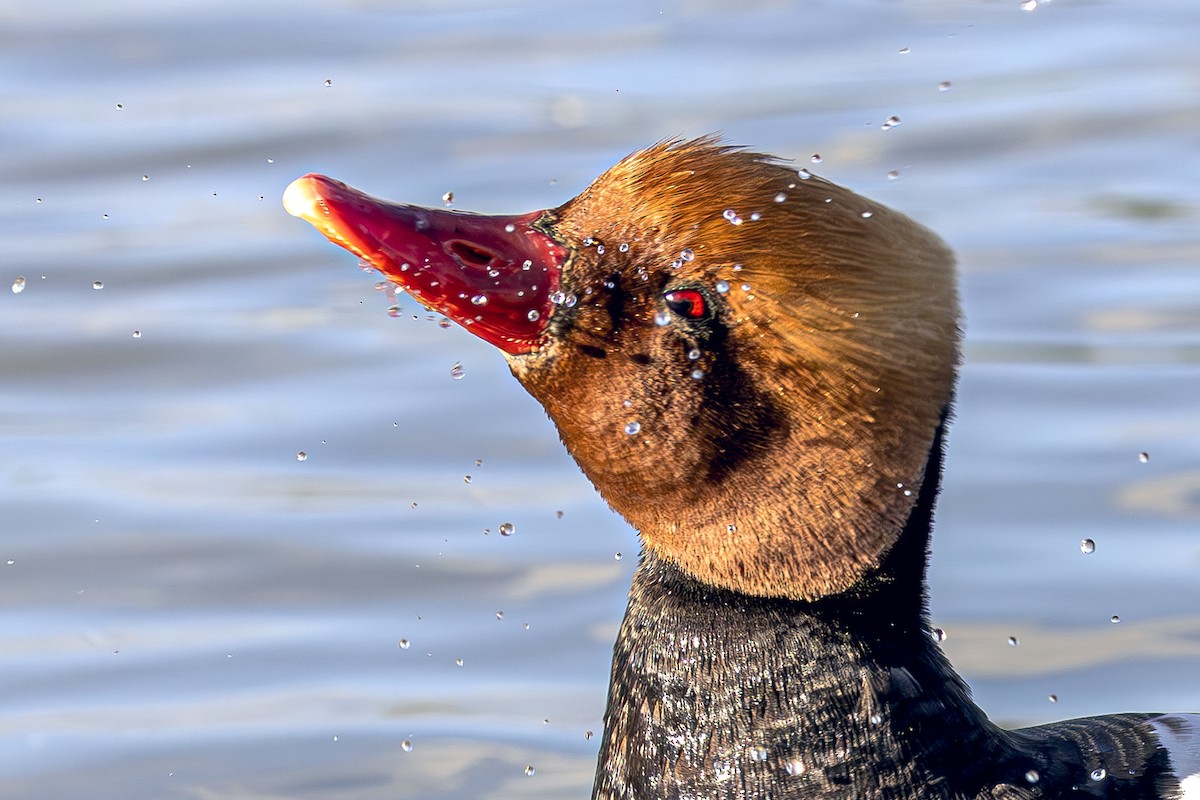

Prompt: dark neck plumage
[{"left": 591, "top": 416, "right": 1030, "bottom": 799}]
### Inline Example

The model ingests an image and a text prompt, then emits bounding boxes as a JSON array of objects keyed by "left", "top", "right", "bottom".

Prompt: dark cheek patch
[{"left": 630, "top": 353, "right": 653, "bottom": 366}]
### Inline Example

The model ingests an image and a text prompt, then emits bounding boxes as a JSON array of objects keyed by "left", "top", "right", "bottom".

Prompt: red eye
[{"left": 663, "top": 289, "right": 707, "bottom": 320}]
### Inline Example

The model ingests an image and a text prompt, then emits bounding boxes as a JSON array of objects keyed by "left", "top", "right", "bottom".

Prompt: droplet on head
[
  {"left": 624, "top": 421, "right": 642, "bottom": 436},
  {"left": 679, "top": 248, "right": 695, "bottom": 262},
  {"left": 470, "top": 294, "right": 488, "bottom": 306},
  {"left": 1090, "top": 768, "right": 1106, "bottom": 782},
  {"left": 1025, "top": 770, "right": 1039, "bottom": 784},
  {"left": 931, "top": 627, "right": 947, "bottom": 643},
  {"left": 774, "top": 192, "right": 787, "bottom": 203},
  {"left": 654, "top": 310, "right": 671, "bottom": 326}
]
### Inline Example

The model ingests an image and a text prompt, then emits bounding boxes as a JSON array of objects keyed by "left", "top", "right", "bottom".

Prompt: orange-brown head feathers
[{"left": 510, "top": 138, "right": 960, "bottom": 601}]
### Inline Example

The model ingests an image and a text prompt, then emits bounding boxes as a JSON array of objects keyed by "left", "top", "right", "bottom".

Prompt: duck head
[{"left": 284, "top": 138, "right": 960, "bottom": 601}]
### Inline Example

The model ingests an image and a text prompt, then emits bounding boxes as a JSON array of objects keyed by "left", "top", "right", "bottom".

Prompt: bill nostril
[{"left": 447, "top": 239, "right": 497, "bottom": 268}]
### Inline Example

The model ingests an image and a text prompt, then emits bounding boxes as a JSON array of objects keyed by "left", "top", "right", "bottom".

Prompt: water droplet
[
  {"left": 1048, "top": 693, "right": 1058, "bottom": 703},
  {"left": 1110, "top": 615, "right": 1120, "bottom": 624},
  {"left": 1090, "top": 768, "right": 1106, "bottom": 782},
  {"left": 797, "top": 169, "right": 813, "bottom": 180},
  {"left": 931, "top": 627, "right": 947, "bottom": 643},
  {"left": 470, "top": 294, "right": 488, "bottom": 306},
  {"left": 687, "top": 348, "right": 701, "bottom": 361},
  {"left": 332, "top": 735, "right": 338, "bottom": 742},
  {"left": 463, "top": 475, "right": 472, "bottom": 484},
  {"left": 886, "top": 170, "right": 900, "bottom": 180},
  {"left": 679, "top": 248, "right": 695, "bottom": 262},
  {"left": 387, "top": 305, "right": 402, "bottom": 318},
  {"left": 11, "top": 277, "right": 26, "bottom": 294},
  {"left": 1025, "top": 770, "right": 1040, "bottom": 784},
  {"left": 691, "top": 369, "right": 704, "bottom": 380},
  {"left": 614, "top": 552, "right": 623, "bottom": 561},
  {"left": 1138, "top": 451, "right": 1150, "bottom": 463},
  {"left": 1080, "top": 538, "right": 1095, "bottom": 554},
  {"left": 555, "top": 510, "right": 564, "bottom": 520},
  {"left": 92, "top": 281, "right": 104, "bottom": 290},
  {"left": 938, "top": 81, "right": 952, "bottom": 92},
  {"left": 723, "top": 209, "right": 743, "bottom": 225},
  {"left": 774, "top": 192, "right": 787, "bottom": 203},
  {"left": 401, "top": 739, "right": 413, "bottom": 752},
  {"left": 810, "top": 154, "right": 823, "bottom": 163},
  {"left": 523, "top": 622, "right": 530, "bottom": 630},
  {"left": 868, "top": 713, "right": 882, "bottom": 726},
  {"left": 898, "top": 47, "right": 911, "bottom": 54},
  {"left": 496, "top": 610, "right": 504, "bottom": 620},
  {"left": 1008, "top": 636, "right": 1019, "bottom": 646},
  {"left": 727, "top": 524, "right": 738, "bottom": 533},
  {"left": 399, "top": 639, "right": 411, "bottom": 650},
  {"left": 861, "top": 211, "right": 874, "bottom": 219},
  {"left": 442, "top": 191, "right": 454, "bottom": 206},
  {"left": 455, "top": 657, "right": 464, "bottom": 667},
  {"left": 524, "top": 765, "right": 536, "bottom": 777},
  {"left": 141, "top": 174, "right": 149, "bottom": 182},
  {"left": 584, "top": 730, "right": 594, "bottom": 741},
  {"left": 296, "top": 451, "right": 307, "bottom": 462},
  {"left": 323, "top": 79, "right": 332, "bottom": 87},
  {"left": 437, "top": 317, "right": 452, "bottom": 329},
  {"left": 1021, "top": 0, "right": 1037, "bottom": 10},
  {"left": 624, "top": 421, "right": 642, "bottom": 436},
  {"left": 654, "top": 310, "right": 671, "bottom": 326},
  {"left": 132, "top": 330, "right": 141, "bottom": 338},
  {"left": 449, "top": 362, "right": 466, "bottom": 380},
  {"left": 498, "top": 522, "right": 515, "bottom": 537},
  {"left": 732, "top": 263, "right": 743, "bottom": 272},
  {"left": 785, "top": 759, "right": 806, "bottom": 776},
  {"left": 749, "top": 212, "right": 761, "bottom": 222}
]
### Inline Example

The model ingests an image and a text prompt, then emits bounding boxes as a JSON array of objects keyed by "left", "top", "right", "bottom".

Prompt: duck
[{"left": 283, "top": 137, "right": 1200, "bottom": 799}]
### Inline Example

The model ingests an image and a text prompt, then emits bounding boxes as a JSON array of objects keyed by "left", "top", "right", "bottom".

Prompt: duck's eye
[{"left": 663, "top": 289, "right": 707, "bottom": 320}]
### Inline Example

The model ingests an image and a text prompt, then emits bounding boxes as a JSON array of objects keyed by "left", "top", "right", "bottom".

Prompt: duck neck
[{"left": 592, "top": 415, "right": 1020, "bottom": 799}]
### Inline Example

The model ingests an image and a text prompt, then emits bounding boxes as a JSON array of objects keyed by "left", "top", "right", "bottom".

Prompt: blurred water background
[{"left": 2, "top": 0, "right": 1199, "bottom": 797}]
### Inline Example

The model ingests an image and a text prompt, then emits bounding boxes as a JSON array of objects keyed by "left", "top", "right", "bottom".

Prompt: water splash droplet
[
  {"left": 654, "top": 310, "right": 671, "bottom": 326},
  {"left": 401, "top": 739, "right": 413, "bottom": 752},
  {"left": 470, "top": 294, "right": 487, "bottom": 306},
  {"left": 495, "top": 610, "right": 504, "bottom": 620},
  {"left": 526, "top": 309, "right": 540, "bottom": 322},
  {"left": 1138, "top": 451, "right": 1150, "bottom": 463},
  {"left": 463, "top": 475, "right": 472, "bottom": 484},
  {"left": 614, "top": 552, "right": 623, "bottom": 561},
  {"left": 455, "top": 657, "right": 464, "bottom": 667},
  {"left": 679, "top": 248, "right": 695, "bottom": 262},
  {"left": 132, "top": 330, "right": 141, "bottom": 339},
  {"left": 1007, "top": 636, "right": 1019, "bottom": 646},
  {"left": 387, "top": 305, "right": 402, "bottom": 318},
  {"left": 1048, "top": 694, "right": 1058, "bottom": 703},
  {"left": 938, "top": 81, "right": 952, "bottom": 92},
  {"left": 1025, "top": 770, "right": 1040, "bottom": 784},
  {"left": 296, "top": 451, "right": 307, "bottom": 462},
  {"left": 1021, "top": 0, "right": 1037, "bottom": 10},
  {"left": 810, "top": 154, "right": 823, "bottom": 163},
  {"left": 442, "top": 191, "right": 454, "bottom": 207},
  {"left": 92, "top": 281, "right": 104, "bottom": 290},
  {"left": 774, "top": 192, "right": 787, "bottom": 203},
  {"left": 11, "top": 277, "right": 26, "bottom": 294},
  {"left": 524, "top": 765, "right": 536, "bottom": 777},
  {"left": 886, "top": 170, "right": 900, "bottom": 180},
  {"left": 1080, "top": 538, "right": 1095, "bottom": 554},
  {"left": 1110, "top": 615, "right": 1120, "bottom": 624},
  {"left": 498, "top": 522, "right": 515, "bottom": 537},
  {"left": 399, "top": 639, "right": 411, "bottom": 650},
  {"left": 450, "top": 362, "right": 465, "bottom": 380},
  {"left": 723, "top": 209, "right": 743, "bottom": 225},
  {"left": 931, "top": 627, "right": 947, "bottom": 643},
  {"left": 1090, "top": 768, "right": 1106, "bottom": 782},
  {"left": 323, "top": 79, "right": 332, "bottom": 87}
]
